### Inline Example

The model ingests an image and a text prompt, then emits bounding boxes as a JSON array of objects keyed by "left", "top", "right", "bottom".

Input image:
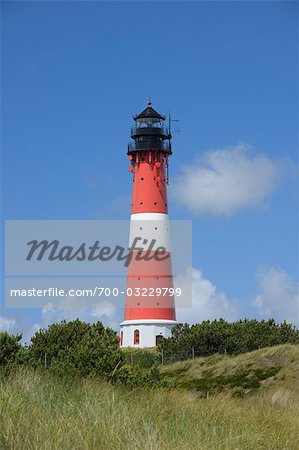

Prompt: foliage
[
  {"left": 160, "top": 319, "right": 299, "bottom": 361},
  {"left": 1, "top": 318, "right": 298, "bottom": 385},
  {"left": 28, "top": 319, "right": 123, "bottom": 378},
  {"left": 121, "top": 348, "right": 161, "bottom": 368},
  {"left": 177, "top": 366, "right": 281, "bottom": 395},
  {"left": 112, "top": 364, "right": 164, "bottom": 388},
  {"left": 0, "top": 332, "right": 23, "bottom": 366},
  {"left": 160, "top": 343, "right": 299, "bottom": 401}
]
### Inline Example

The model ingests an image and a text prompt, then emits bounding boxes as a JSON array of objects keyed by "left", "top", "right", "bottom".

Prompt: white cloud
[
  {"left": 172, "top": 144, "right": 284, "bottom": 216},
  {"left": 252, "top": 267, "right": 299, "bottom": 325},
  {"left": 40, "top": 299, "right": 119, "bottom": 331},
  {"left": 0, "top": 316, "right": 16, "bottom": 333},
  {"left": 91, "top": 300, "right": 117, "bottom": 319},
  {"left": 176, "top": 267, "right": 240, "bottom": 324}
]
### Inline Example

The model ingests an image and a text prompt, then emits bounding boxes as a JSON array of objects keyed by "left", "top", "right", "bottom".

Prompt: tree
[
  {"left": 28, "top": 319, "right": 123, "bottom": 378},
  {"left": 160, "top": 319, "right": 299, "bottom": 360},
  {"left": 0, "top": 332, "right": 22, "bottom": 366}
]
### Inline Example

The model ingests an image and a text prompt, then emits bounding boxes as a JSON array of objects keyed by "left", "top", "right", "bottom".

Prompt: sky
[{"left": 1, "top": 1, "right": 298, "bottom": 340}]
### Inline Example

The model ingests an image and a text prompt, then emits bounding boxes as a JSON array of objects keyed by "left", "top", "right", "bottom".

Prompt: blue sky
[{"left": 1, "top": 1, "right": 298, "bottom": 338}]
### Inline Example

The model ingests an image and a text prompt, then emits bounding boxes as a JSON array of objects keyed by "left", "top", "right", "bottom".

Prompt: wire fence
[
  {"left": 29, "top": 348, "right": 225, "bottom": 370},
  {"left": 122, "top": 347, "right": 230, "bottom": 367}
]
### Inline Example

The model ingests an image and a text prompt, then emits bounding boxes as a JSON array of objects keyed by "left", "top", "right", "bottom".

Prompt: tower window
[
  {"left": 120, "top": 331, "right": 123, "bottom": 347},
  {"left": 134, "top": 329, "right": 140, "bottom": 345}
]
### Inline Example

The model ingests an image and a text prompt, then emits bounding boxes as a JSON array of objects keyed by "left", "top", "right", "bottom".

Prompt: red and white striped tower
[{"left": 120, "top": 101, "right": 177, "bottom": 348}]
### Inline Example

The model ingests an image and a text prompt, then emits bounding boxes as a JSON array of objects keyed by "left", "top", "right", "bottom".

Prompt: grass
[
  {"left": 1, "top": 344, "right": 299, "bottom": 450},
  {"left": 161, "top": 343, "right": 299, "bottom": 396}
]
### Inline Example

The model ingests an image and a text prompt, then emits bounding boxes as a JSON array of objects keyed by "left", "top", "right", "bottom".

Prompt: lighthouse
[{"left": 120, "top": 101, "right": 177, "bottom": 348}]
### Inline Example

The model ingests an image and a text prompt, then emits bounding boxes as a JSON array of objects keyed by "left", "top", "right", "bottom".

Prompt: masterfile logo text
[{"left": 5, "top": 220, "right": 192, "bottom": 309}]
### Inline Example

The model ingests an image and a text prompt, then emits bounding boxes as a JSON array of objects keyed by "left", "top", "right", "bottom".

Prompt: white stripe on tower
[{"left": 129, "top": 213, "right": 170, "bottom": 251}]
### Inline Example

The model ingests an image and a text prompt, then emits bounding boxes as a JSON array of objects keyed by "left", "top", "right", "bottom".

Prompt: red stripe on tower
[{"left": 120, "top": 101, "right": 177, "bottom": 348}]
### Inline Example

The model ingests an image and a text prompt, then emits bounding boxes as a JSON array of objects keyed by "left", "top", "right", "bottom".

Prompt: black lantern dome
[{"left": 128, "top": 100, "right": 172, "bottom": 155}]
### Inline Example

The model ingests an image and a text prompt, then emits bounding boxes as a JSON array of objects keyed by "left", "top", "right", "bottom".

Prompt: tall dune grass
[{"left": 1, "top": 365, "right": 298, "bottom": 450}]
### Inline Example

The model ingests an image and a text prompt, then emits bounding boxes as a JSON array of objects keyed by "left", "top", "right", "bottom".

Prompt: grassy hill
[
  {"left": 160, "top": 343, "right": 299, "bottom": 397},
  {"left": 1, "top": 344, "right": 298, "bottom": 450}
]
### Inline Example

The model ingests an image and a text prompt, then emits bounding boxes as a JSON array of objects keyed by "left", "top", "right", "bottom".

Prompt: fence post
[
  {"left": 161, "top": 349, "right": 164, "bottom": 365},
  {"left": 192, "top": 347, "right": 195, "bottom": 359},
  {"left": 224, "top": 348, "right": 227, "bottom": 356}
]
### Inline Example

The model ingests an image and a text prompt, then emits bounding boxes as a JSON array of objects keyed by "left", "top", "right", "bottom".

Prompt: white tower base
[{"left": 120, "top": 319, "right": 177, "bottom": 348}]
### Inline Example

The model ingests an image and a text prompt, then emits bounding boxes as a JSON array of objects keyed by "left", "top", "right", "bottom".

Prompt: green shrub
[
  {"left": 122, "top": 348, "right": 161, "bottom": 368},
  {"left": 161, "top": 319, "right": 299, "bottom": 361},
  {"left": 178, "top": 366, "right": 281, "bottom": 395},
  {"left": 0, "top": 332, "right": 23, "bottom": 366},
  {"left": 112, "top": 364, "right": 165, "bottom": 388},
  {"left": 28, "top": 320, "right": 123, "bottom": 379}
]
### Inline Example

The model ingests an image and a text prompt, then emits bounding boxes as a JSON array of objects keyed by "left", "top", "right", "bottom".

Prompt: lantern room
[{"left": 128, "top": 100, "right": 172, "bottom": 154}]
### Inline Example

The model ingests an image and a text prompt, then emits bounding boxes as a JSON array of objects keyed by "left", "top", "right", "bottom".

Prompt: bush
[
  {"left": 0, "top": 332, "right": 23, "bottom": 366},
  {"left": 28, "top": 320, "right": 123, "bottom": 379},
  {"left": 160, "top": 319, "right": 299, "bottom": 361},
  {"left": 122, "top": 348, "right": 161, "bottom": 368},
  {"left": 112, "top": 364, "right": 165, "bottom": 388}
]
